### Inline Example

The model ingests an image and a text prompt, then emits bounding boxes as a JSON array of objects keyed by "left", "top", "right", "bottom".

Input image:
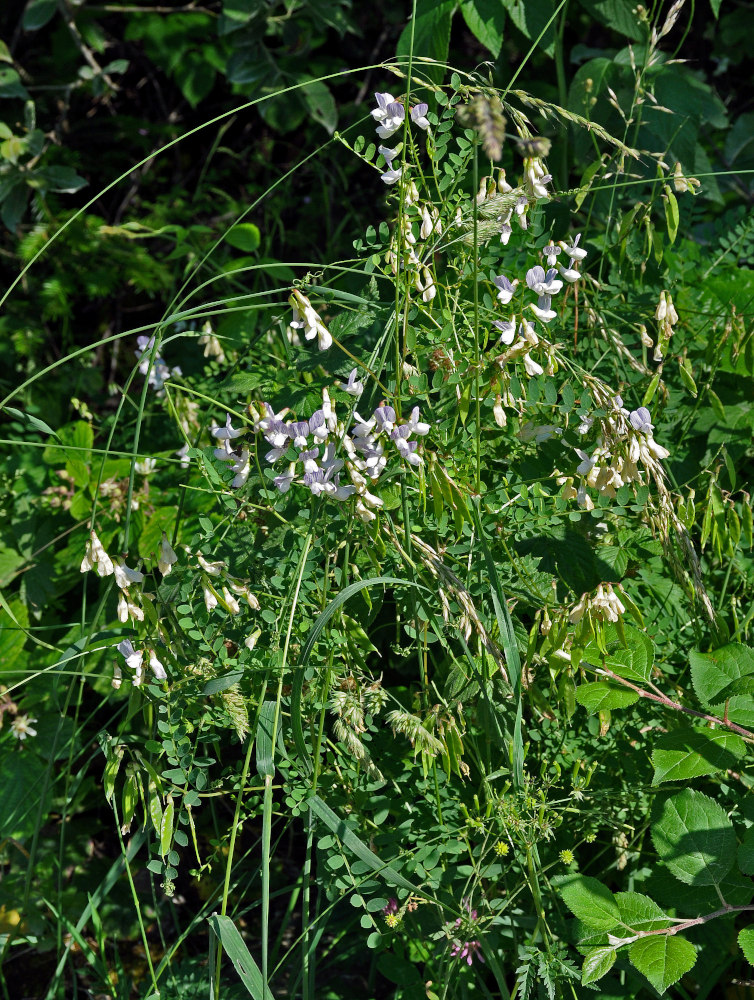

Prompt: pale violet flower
[
  {"left": 380, "top": 165, "right": 403, "bottom": 185},
  {"left": 558, "top": 263, "right": 581, "bottom": 282},
  {"left": 494, "top": 274, "right": 518, "bottom": 305},
  {"left": 575, "top": 449, "right": 596, "bottom": 475},
  {"left": 274, "top": 464, "right": 297, "bottom": 493},
  {"left": 175, "top": 443, "right": 190, "bottom": 469},
  {"left": 117, "top": 639, "right": 144, "bottom": 684},
  {"left": 406, "top": 406, "right": 430, "bottom": 436},
  {"left": 526, "top": 266, "right": 563, "bottom": 297},
  {"left": 410, "top": 102, "right": 430, "bottom": 130},
  {"left": 371, "top": 92, "right": 405, "bottom": 139},
  {"left": 343, "top": 368, "right": 364, "bottom": 397},
  {"left": 543, "top": 244, "right": 561, "bottom": 267},
  {"left": 629, "top": 407, "right": 654, "bottom": 434},
  {"left": 134, "top": 336, "right": 180, "bottom": 395},
  {"left": 230, "top": 449, "right": 250, "bottom": 488}
]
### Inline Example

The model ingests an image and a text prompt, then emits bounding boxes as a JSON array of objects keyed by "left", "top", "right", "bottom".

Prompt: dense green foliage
[{"left": 1, "top": 1, "right": 753, "bottom": 998}]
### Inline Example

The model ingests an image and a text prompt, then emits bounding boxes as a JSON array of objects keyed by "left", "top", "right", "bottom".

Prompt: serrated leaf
[
  {"left": 651, "top": 727, "right": 746, "bottom": 784},
  {"left": 553, "top": 874, "right": 620, "bottom": 931},
  {"left": 575, "top": 681, "right": 639, "bottom": 713},
  {"left": 583, "top": 623, "right": 654, "bottom": 682},
  {"left": 396, "top": 0, "right": 454, "bottom": 87},
  {"left": 629, "top": 935, "right": 696, "bottom": 994},
  {"left": 581, "top": 946, "right": 616, "bottom": 984},
  {"left": 689, "top": 643, "right": 754, "bottom": 707},
  {"left": 615, "top": 892, "right": 671, "bottom": 933},
  {"left": 651, "top": 788, "right": 735, "bottom": 886},
  {"left": 739, "top": 927, "right": 754, "bottom": 965}
]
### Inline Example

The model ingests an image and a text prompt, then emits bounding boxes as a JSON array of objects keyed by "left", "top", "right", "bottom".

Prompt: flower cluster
[
  {"left": 569, "top": 583, "right": 627, "bottom": 625},
  {"left": 371, "top": 91, "right": 430, "bottom": 186},
  {"left": 448, "top": 899, "right": 485, "bottom": 967},
  {"left": 81, "top": 529, "right": 178, "bottom": 624},
  {"left": 240, "top": 385, "right": 429, "bottom": 521},
  {"left": 560, "top": 398, "right": 671, "bottom": 509},
  {"left": 135, "top": 335, "right": 182, "bottom": 395}
]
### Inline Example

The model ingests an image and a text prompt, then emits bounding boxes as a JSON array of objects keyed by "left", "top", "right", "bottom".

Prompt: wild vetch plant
[{"left": 4, "top": 47, "right": 754, "bottom": 1000}]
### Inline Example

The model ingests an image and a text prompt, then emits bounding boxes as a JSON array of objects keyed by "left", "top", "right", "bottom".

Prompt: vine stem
[
  {"left": 585, "top": 661, "right": 754, "bottom": 741},
  {"left": 611, "top": 902, "right": 754, "bottom": 945}
]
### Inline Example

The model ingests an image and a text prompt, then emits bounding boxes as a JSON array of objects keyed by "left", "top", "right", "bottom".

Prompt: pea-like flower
[
  {"left": 158, "top": 533, "right": 178, "bottom": 575},
  {"left": 494, "top": 274, "right": 518, "bottom": 305},
  {"left": 343, "top": 368, "right": 364, "bottom": 397},
  {"left": 371, "top": 92, "right": 405, "bottom": 139},
  {"left": 526, "top": 265, "right": 563, "bottom": 297},
  {"left": 410, "top": 102, "right": 430, "bottom": 130},
  {"left": 289, "top": 290, "right": 332, "bottom": 351},
  {"left": 629, "top": 406, "right": 654, "bottom": 434},
  {"left": 81, "top": 530, "right": 114, "bottom": 578}
]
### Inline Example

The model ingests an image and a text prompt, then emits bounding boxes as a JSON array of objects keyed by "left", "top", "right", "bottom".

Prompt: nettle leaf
[
  {"left": 651, "top": 788, "right": 735, "bottom": 886},
  {"left": 615, "top": 892, "right": 671, "bottom": 933},
  {"left": 583, "top": 623, "right": 654, "bottom": 683},
  {"left": 575, "top": 681, "right": 638, "bottom": 713},
  {"left": 581, "top": 946, "right": 616, "bottom": 985},
  {"left": 460, "top": 0, "right": 505, "bottom": 58},
  {"left": 651, "top": 727, "right": 746, "bottom": 785},
  {"left": 553, "top": 874, "right": 620, "bottom": 931},
  {"left": 628, "top": 935, "right": 696, "bottom": 995},
  {"left": 739, "top": 927, "right": 754, "bottom": 965},
  {"left": 737, "top": 827, "right": 754, "bottom": 875},
  {"left": 690, "top": 643, "right": 754, "bottom": 707}
]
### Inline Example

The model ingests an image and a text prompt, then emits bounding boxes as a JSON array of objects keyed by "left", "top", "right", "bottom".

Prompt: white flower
[
  {"left": 343, "top": 368, "right": 364, "bottom": 397},
  {"left": 198, "top": 554, "right": 224, "bottom": 576},
  {"left": 117, "top": 639, "right": 144, "bottom": 674},
  {"left": 406, "top": 406, "right": 430, "bottom": 436},
  {"left": 135, "top": 458, "right": 156, "bottom": 475},
  {"left": 158, "top": 533, "right": 178, "bottom": 575},
  {"left": 494, "top": 319, "right": 516, "bottom": 345},
  {"left": 81, "top": 530, "right": 114, "bottom": 578},
  {"left": 543, "top": 244, "right": 561, "bottom": 267},
  {"left": 274, "top": 465, "right": 297, "bottom": 493},
  {"left": 420, "top": 206, "right": 434, "bottom": 240},
  {"left": 379, "top": 144, "right": 399, "bottom": 167},
  {"left": 11, "top": 715, "right": 37, "bottom": 741},
  {"left": 289, "top": 290, "right": 332, "bottom": 351},
  {"left": 202, "top": 582, "right": 218, "bottom": 612},
  {"left": 148, "top": 649, "right": 167, "bottom": 680},
  {"left": 117, "top": 592, "right": 144, "bottom": 623},
  {"left": 175, "top": 443, "right": 190, "bottom": 469},
  {"left": 230, "top": 448, "right": 251, "bottom": 489},
  {"left": 523, "top": 353, "right": 544, "bottom": 377},
  {"left": 212, "top": 413, "right": 244, "bottom": 440},
  {"left": 114, "top": 559, "right": 144, "bottom": 590},
  {"left": 245, "top": 628, "right": 261, "bottom": 651},
  {"left": 222, "top": 586, "right": 241, "bottom": 616},
  {"left": 380, "top": 166, "right": 403, "bottom": 185},
  {"left": 112, "top": 665, "right": 123, "bottom": 689},
  {"left": 575, "top": 449, "right": 596, "bottom": 475},
  {"left": 559, "top": 233, "right": 587, "bottom": 262},
  {"left": 410, "top": 102, "right": 430, "bottom": 130},
  {"left": 530, "top": 296, "right": 557, "bottom": 323}
]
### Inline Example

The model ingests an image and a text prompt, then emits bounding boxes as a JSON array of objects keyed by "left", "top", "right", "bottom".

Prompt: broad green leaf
[
  {"left": 651, "top": 788, "right": 735, "bottom": 886},
  {"left": 575, "top": 681, "right": 639, "bottom": 713},
  {"left": 208, "top": 914, "right": 274, "bottom": 1000},
  {"left": 225, "top": 223, "right": 261, "bottom": 252},
  {"left": 396, "top": 0, "right": 454, "bottom": 86},
  {"left": 629, "top": 935, "right": 696, "bottom": 994},
  {"left": 460, "top": 0, "right": 505, "bottom": 57},
  {"left": 615, "top": 892, "right": 671, "bottom": 933},
  {"left": 647, "top": 866, "right": 753, "bottom": 914},
  {"left": 0, "top": 597, "right": 29, "bottom": 671},
  {"left": 503, "top": 0, "right": 556, "bottom": 54},
  {"left": 579, "top": 0, "right": 645, "bottom": 39},
  {"left": 581, "top": 946, "right": 616, "bottom": 984},
  {"left": 737, "top": 827, "right": 754, "bottom": 875},
  {"left": 0, "top": 751, "right": 52, "bottom": 839},
  {"left": 583, "top": 623, "right": 654, "bottom": 682},
  {"left": 301, "top": 80, "right": 337, "bottom": 135},
  {"left": 651, "top": 727, "right": 746, "bottom": 784},
  {"left": 202, "top": 670, "right": 245, "bottom": 696},
  {"left": 22, "top": 0, "right": 58, "bottom": 31},
  {"left": 256, "top": 700, "right": 276, "bottom": 779},
  {"left": 553, "top": 874, "right": 621, "bottom": 931},
  {"left": 739, "top": 927, "right": 754, "bottom": 965},
  {"left": 689, "top": 643, "right": 754, "bottom": 707}
]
